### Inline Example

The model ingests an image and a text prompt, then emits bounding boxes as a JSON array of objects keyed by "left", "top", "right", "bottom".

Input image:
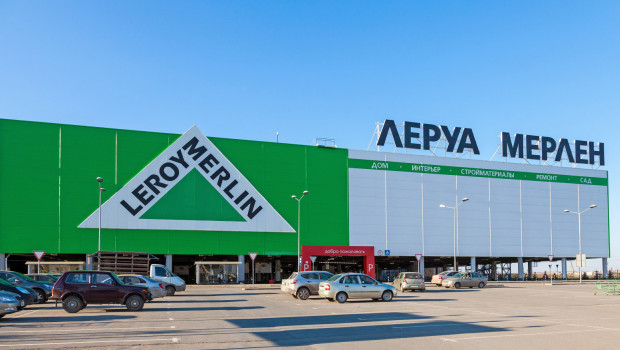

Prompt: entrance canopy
[{"left": 301, "top": 246, "right": 375, "bottom": 277}]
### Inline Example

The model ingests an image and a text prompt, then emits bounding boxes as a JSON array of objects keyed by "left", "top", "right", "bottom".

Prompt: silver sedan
[
  {"left": 442, "top": 272, "right": 488, "bottom": 289},
  {"left": 318, "top": 273, "right": 397, "bottom": 303},
  {"left": 119, "top": 275, "right": 167, "bottom": 299}
]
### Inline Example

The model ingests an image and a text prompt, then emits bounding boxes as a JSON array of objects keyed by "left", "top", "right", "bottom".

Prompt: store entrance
[
  {"left": 315, "top": 256, "right": 365, "bottom": 274},
  {"left": 301, "top": 245, "right": 375, "bottom": 277}
]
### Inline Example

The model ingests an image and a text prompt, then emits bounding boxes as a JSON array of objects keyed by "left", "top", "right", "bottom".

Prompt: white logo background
[{"left": 79, "top": 126, "right": 295, "bottom": 233}]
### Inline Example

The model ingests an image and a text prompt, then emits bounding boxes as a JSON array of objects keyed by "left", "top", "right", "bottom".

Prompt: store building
[{"left": 0, "top": 119, "right": 610, "bottom": 283}]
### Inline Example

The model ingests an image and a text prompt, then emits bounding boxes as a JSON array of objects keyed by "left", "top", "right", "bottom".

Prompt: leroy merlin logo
[{"left": 79, "top": 126, "right": 295, "bottom": 232}]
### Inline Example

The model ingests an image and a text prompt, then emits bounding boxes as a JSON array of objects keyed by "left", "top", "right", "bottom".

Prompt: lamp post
[
  {"left": 96, "top": 177, "right": 106, "bottom": 270},
  {"left": 291, "top": 191, "right": 309, "bottom": 272},
  {"left": 440, "top": 198, "right": 469, "bottom": 271},
  {"left": 564, "top": 204, "right": 596, "bottom": 284}
]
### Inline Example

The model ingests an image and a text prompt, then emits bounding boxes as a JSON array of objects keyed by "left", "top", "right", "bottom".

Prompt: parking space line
[
  {"left": 0, "top": 338, "right": 179, "bottom": 347},
  {"left": 10, "top": 309, "right": 41, "bottom": 318}
]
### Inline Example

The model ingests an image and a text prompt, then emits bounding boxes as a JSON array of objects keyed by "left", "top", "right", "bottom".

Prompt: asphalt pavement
[{"left": 1, "top": 282, "right": 620, "bottom": 349}]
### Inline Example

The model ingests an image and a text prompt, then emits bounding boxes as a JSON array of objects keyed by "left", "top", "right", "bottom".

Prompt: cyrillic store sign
[{"left": 376, "top": 119, "right": 605, "bottom": 166}]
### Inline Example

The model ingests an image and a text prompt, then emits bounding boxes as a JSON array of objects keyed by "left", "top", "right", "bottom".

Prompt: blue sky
[{"left": 1, "top": 1, "right": 618, "bottom": 270}]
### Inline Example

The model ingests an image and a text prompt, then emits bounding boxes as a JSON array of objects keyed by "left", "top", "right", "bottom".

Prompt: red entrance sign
[{"left": 301, "top": 245, "right": 375, "bottom": 277}]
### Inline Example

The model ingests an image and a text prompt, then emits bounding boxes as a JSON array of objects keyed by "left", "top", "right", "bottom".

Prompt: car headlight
[
  {"left": 17, "top": 287, "right": 30, "bottom": 294},
  {"left": 0, "top": 296, "right": 16, "bottom": 302}
]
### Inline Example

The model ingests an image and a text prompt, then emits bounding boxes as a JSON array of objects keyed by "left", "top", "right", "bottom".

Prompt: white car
[{"left": 119, "top": 275, "right": 167, "bottom": 300}]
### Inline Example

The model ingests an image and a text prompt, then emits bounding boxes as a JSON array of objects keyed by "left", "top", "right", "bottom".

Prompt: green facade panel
[{"left": 0, "top": 119, "right": 350, "bottom": 255}]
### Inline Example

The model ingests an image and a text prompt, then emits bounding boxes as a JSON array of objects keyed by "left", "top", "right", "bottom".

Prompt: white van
[{"left": 149, "top": 264, "right": 186, "bottom": 296}]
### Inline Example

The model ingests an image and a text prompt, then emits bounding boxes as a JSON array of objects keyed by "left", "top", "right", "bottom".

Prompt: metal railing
[{"left": 594, "top": 280, "right": 620, "bottom": 295}]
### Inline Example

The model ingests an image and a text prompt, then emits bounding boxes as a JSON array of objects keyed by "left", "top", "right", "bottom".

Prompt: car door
[
  {"left": 463, "top": 274, "right": 475, "bottom": 287},
  {"left": 304, "top": 273, "right": 320, "bottom": 294},
  {"left": 153, "top": 266, "right": 171, "bottom": 285},
  {"left": 359, "top": 275, "right": 382, "bottom": 298},
  {"left": 340, "top": 275, "right": 362, "bottom": 298},
  {"left": 90, "top": 273, "right": 125, "bottom": 303}
]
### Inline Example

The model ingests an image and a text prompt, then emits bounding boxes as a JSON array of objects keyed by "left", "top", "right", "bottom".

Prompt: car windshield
[
  {"left": 326, "top": 274, "right": 344, "bottom": 282},
  {"left": 405, "top": 273, "right": 422, "bottom": 279},
  {"left": 439, "top": 271, "right": 452, "bottom": 276},
  {"left": 11, "top": 272, "right": 37, "bottom": 282}
]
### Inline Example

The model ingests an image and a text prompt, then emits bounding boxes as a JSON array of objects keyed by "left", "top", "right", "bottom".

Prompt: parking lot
[{"left": 1, "top": 282, "right": 620, "bottom": 349}]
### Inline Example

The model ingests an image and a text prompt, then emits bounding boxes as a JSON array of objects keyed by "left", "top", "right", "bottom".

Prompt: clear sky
[{"left": 1, "top": 1, "right": 618, "bottom": 271}]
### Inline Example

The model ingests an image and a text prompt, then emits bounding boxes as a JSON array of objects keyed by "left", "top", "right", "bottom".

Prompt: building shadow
[
  {"left": 227, "top": 312, "right": 430, "bottom": 328},
  {"left": 252, "top": 320, "right": 505, "bottom": 346}
]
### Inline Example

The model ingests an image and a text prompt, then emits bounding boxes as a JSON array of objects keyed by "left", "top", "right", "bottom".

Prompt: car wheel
[
  {"left": 478, "top": 282, "right": 485, "bottom": 288},
  {"left": 296, "top": 287, "right": 310, "bottom": 300},
  {"left": 34, "top": 289, "right": 47, "bottom": 304},
  {"left": 381, "top": 291, "right": 393, "bottom": 302},
  {"left": 454, "top": 282, "right": 461, "bottom": 289},
  {"left": 165, "top": 285, "right": 176, "bottom": 296},
  {"left": 436, "top": 284, "right": 442, "bottom": 287},
  {"left": 125, "top": 295, "right": 145, "bottom": 311},
  {"left": 0, "top": 314, "right": 4, "bottom": 319},
  {"left": 336, "top": 292, "right": 348, "bottom": 303},
  {"left": 420, "top": 289, "right": 426, "bottom": 293},
  {"left": 62, "top": 295, "right": 83, "bottom": 313}
]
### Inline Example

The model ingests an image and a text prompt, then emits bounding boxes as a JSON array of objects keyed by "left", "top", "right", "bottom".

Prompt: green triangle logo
[{"left": 140, "top": 168, "right": 246, "bottom": 222}]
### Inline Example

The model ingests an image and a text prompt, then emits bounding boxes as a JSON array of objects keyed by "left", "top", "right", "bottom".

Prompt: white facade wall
[{"left": 348, "top": 150, "right": 609, "bottom": 258}]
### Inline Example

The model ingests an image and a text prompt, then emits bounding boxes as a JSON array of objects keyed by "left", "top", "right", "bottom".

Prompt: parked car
[
  {"left": 318, "top": 273, "right": 397, "bottom": 303},
  {"left": 149, "top": 265, "right": 186, "bottom": 296},
  {"left": 0, "top": 278, "right": 37, "bottom": 305},
  {"left": 442, "top": 272, "right": 488, "bottom": 289},
  {"left": 0, "top": 271, "right": 52, "bottom": 303},
  {"left": 431, "top": 271, "right": 458, "bottom": 286},
  {"left": 0, "top": 291, "right": 23, "bottom": 318},
  {"left": 118, "top": 275, "right": 166, "bottom": 300},
  {"left": 52, "top": 271, "right": 150, "bottom": 313},
  {"left": 393, "top": 272, "right": 426, "bottom": 292},
  {"left": 281, "top": 271, "right": 334, "bottom": 300},
  {"left": 26, "top": 274, "right": 60, "bottom": 283}
]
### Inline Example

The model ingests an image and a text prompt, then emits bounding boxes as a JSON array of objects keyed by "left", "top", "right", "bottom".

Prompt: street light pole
[
  {"left": 564, "top": 204, "right": 596, "bottom": 284},
  {"left": 440, "top": 198, "right": 469, "bottom": 271},
  {"left": 291, "top": 191, "right": 309, "bottom": 272},
  {"left": 96, "top": 177, "right": 106, "bottom": 270}
]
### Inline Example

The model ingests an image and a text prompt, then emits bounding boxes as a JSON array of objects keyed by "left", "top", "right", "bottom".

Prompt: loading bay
[{"left": 1, "top": 283, "right": 619, "bottom": 349}]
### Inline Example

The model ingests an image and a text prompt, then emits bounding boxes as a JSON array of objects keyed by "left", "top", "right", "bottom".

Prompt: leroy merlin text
[
  {"left": 377, "top": 119, "right": 605, "bottom": 166},
  {"left": 120, "top": 137, "right": 263, "bottom": 219}
]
